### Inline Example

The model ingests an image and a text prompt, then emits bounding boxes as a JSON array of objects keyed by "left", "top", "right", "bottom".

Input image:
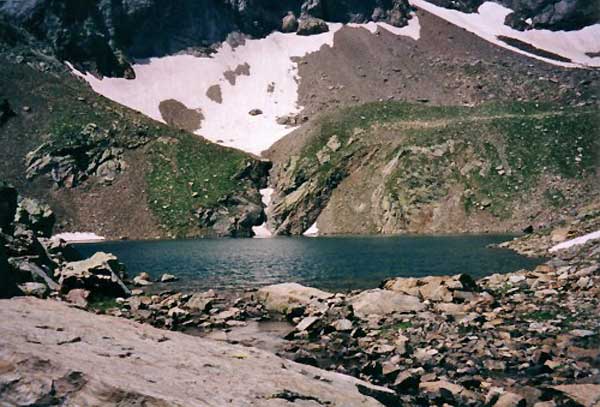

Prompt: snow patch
[
  {"left": 70, "top": 16, "right": 422, "bottom": 156},
  {"left": 549, "top": 230, "right": 600, "bottom": 253},
  {"left": 347, "top": 14, "right": 420, "bottom": 40},
  {"left": 303, "top": 222, "right": 319, "bottom": 237},
  {"left": 410, "top": 0, "right": 600, "bottom": 68},
  {"left": 52, "top": 232, "right": 105, "bottom": 243},
  {"left": 252, "top": 187, "right": 274, "bottom": 238}
]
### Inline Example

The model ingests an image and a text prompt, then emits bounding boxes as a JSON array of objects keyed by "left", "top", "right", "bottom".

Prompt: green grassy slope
[{"left": 271, "top": 101, "right": 599, "bottom": 234}]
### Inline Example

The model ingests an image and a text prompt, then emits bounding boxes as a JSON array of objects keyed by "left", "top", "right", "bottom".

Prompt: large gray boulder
[
  {"left": 0, "top": 297, "right": 392, "bottom": 406},
  {"left": 14, "top": 198, "right": 55, "bottom": 238},
  {"left": 257, "top": 283, "right": 333, "bottom": 314},
  {"left": 348, "top": 289, "right": 425, "bottom": 318},
  {"left": 281, "top": 12, "right": 299, "bottom": 32},
  {"left": 0, "top": 0, "right": 412, "bottom": 77},
  {"left": 58, "top": 252, "right": 130, "bottom": 297},
  {"left": 297, "top": 17, "right": 329, "bottom": 36}
]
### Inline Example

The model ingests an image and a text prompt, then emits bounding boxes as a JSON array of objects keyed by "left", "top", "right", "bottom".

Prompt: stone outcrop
[
  {"left": 1, "top": 183, "right": 129, "bottom": 301},
  {"left": 0, "top": 297, "right": 391, "bottom": 407},
  {"left": 58, "top": 252, "right": 130, "bottom": 297},
  {"left": 297, "top": 17, "right": 330, "bottom": 36},
  {"left": 14, "top": 198, "right": 55, "bottom": 237},
  {"left": 348, "top": 289, "right": 425, "bottom": 317},
  {"left": 257, "top": 282, "right": 333, "bottom": 314},
  {"left": 426, "top": 0, "right": 600, "bottom": 30},
  {"left": 25, "top": 123, "right": 131, "bottom": 188},
  {"left": 0, "top": 0, "right": 412, "bottom": 78}
]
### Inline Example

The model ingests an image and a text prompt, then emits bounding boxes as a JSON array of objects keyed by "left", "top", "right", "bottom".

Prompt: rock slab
[{"left": 0, "top": 297, "right": 390, "bottom": 406}]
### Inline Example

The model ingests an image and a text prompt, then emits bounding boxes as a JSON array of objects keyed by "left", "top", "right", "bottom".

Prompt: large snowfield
[{"left": 71, "top": 18, "right": 421, "bottom": 157}]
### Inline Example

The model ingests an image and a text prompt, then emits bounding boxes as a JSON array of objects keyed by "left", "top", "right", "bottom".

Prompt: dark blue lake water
[{"left": 75, "top": 235, "right": 542, "bottom": 292}]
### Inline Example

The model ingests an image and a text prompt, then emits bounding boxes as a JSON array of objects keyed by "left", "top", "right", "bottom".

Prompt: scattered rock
[
  {"left": 65, "top": 288, "right": 91, "bottom": 308},
  {"left": 160, "top": 273, "right": 177, "bottom": 283},
  {"left": 257, "top": 283, "right": 332, "bottom": 315},
  {"left": 281, "top": 12, "right": 299, "bottom": 33},
  {"left": 348, "top": 289, "right": 425, "bottom": 318},
  {"left": 58, "top": 252, "right": 130, "bottom": 298},
  {"left": 17, "top": 282, "right": 48, "bottom": 298},
  {"left": 297, "top": 17, "right": 329, "bottom": 36}
]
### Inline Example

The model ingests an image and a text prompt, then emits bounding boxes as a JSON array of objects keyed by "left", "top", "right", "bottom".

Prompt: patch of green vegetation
[
  {"left": 379, "top": 321, "right": 413, "bottom": 338},
  {"left": 1, "top": 59, "right": 261, "bottom": 238},
  {"left": 544, "top": 188, "right": 566, "bottom": 208},
  {"left": 288, "top": 100, "right": 598, "bottom": 227},
  {"left": 88, "top": 296, "right": 120, "bottom": 313},
  {"left": 145, "top": 133, "right": 251, "bottom": 237},
  {"left": 522, "top": 310, "right": 557, "bottom": 321}
]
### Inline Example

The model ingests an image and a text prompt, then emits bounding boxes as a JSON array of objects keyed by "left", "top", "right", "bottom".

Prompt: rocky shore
[{"left": 1, "top": 184, "right": 599, "bottom": 406}]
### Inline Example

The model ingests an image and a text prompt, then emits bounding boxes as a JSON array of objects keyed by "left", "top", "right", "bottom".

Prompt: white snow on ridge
[
  {"left": 549, "top": 230, "right": 600, "bottom": 253},
  {"left": 71, "top": 18, "right": 421, "bottom": 156},
  {"left": 52, "top": 232, "right": 105, "bottom": 243},
  {"left": 410, "top": 0, "right": 600, "bottom": 68}
]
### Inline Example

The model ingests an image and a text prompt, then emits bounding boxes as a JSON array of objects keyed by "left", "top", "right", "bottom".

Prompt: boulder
[
  {"left": 297, "top": 17, "right": 329, "bottom": 36},
  {"left": 383, "top": 274, "right": 478, "bottom": 302},
  {"left": 348, "top": 289, "right": 425, "bottom": 318},
  {"left": 14, "top": 198, "right": 55, "bottom": 237},
  {"left": 332, "top": 318, "right": 353, "bottom": 331},
  {"left": 281, "top": 12, "right": 299, "bottom": 32},
  {"left": 17, "top": 282, "right": 47, "bottom": 298},
  {"left": 160, "top": 273, "right": 177, "bottom": 282},
  {"left": 256, "top": 283, "right": 333, "bottom": 314},
  {"left": 65, "top": 288, "right": 91, "bottom": 308},
  {"left": 58, "top": 252, "right": 130, "bottom": 297},
  {"left": 296, "top": 316, "right": 321, "bottom": 332},
  {"left": 493, "top": 392, "right": 526, "bottom": 407},
  {"left": 185, "top": 290, "right": 216, "bottom": 312},
  {"left": 133, "top": 272, "right": 153, "bottom": 286},
  {"left": 550, "top": 384, "right": 600, "bottom": 407}
]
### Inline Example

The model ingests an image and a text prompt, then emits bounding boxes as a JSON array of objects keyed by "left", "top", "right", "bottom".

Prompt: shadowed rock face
[
  {"left": 426, "top": 0, "right": 600, "bottom": 30},
  {"left": 0, "top": 0, "right": 411, "bottom": 78}
]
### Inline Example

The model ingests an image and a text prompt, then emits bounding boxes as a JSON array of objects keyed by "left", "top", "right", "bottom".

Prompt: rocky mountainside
[
  {"left": 428, "top": 0, "right": 600, "bottom": 30},
  {"left": 267, "top": 102, "right": 599, "bottom": 235},
  {"left": 0, "top": 53, "right": 269, "bottom": 239},
  {"left": 0, "top": 0, "right": 412, "bottom": 78}
]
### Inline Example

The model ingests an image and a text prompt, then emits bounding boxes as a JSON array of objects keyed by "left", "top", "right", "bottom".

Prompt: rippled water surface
[{"left": 75, "top": 235, "right": 542, "bottom": 291}]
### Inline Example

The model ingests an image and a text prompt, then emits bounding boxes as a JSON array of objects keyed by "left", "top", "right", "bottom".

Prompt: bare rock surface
[
  {"left": 257, "top": 282, "right": 333, "bottom": 314},
  {"left": 0, "top": 297, "right": 390, "bottom": 407}
]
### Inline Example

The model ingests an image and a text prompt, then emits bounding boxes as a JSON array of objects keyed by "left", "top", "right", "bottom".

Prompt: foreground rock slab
[{"left": 0, "top": 297, "right": 390, "bottom": 407}]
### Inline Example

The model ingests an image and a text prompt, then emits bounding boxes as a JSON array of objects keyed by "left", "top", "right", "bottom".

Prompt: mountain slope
[
  {"left": 267, "top": 101, "right": 599, "bottom": 235},
  {"left": 0, "top": 54, "right": 268, "bottom": 239}
]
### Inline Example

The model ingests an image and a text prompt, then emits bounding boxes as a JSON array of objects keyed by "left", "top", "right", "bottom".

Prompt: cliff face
[
  {"left": 427, "top": 0, "right": 600, "bottom": 30},
  {"left": 0, "top": 0, "right": 412, "bottom": 77}
]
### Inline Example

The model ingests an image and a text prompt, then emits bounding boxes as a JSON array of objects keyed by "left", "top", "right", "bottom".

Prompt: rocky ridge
[
  {"left": 427, "top": 0, "right": 600, "bottom": 31},
  {"left": 0, "top": 0, "right": 412, "bottom": 78}
]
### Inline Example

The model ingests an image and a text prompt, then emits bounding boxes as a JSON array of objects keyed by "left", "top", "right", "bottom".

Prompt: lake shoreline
[{"left": 2, "top": 196, "right": 599, "bottom": 405}]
